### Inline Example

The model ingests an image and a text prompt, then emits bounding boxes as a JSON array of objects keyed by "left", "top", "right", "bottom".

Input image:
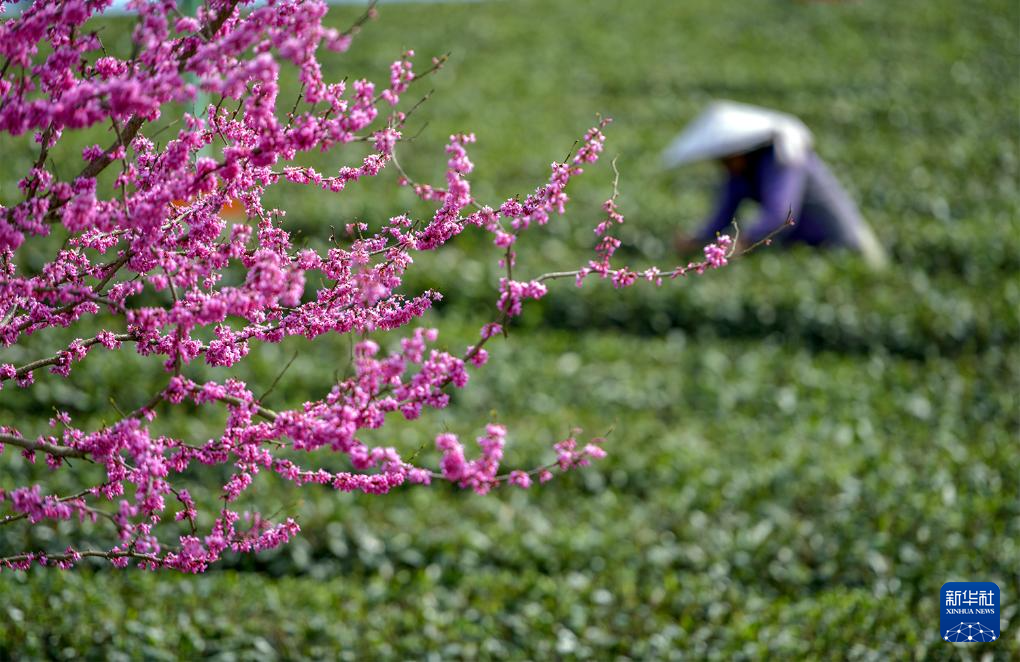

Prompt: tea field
[{"left": 1, "top": 0, "right": 1017, "bottom": 659}]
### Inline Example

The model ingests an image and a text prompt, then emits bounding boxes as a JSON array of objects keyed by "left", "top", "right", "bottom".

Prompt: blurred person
[{"left": 665, "top": 101, "right": 887, "bottom": 269}]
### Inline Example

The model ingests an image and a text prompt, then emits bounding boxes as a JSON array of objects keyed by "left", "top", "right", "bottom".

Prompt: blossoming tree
[{"left": 0, "top": 0, "right": 735, "bottom": 572}]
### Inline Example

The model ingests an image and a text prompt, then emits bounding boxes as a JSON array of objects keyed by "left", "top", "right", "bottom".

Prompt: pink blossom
[{"left": 509, "top": 470, "right": 532, "bottom": 489}]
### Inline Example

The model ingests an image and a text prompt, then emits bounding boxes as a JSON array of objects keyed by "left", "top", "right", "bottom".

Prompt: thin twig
[
  {"left": 0, "top": 434, "right": 89, "bottom": 460},
  {"left": 258, "top": 351, "right": 298, "bottom": 403},
  {"left": 2, "top": 333, "right": 137, "bottom": 382}
]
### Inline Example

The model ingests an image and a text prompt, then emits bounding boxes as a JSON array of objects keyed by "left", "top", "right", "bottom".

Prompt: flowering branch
[{"left": 0, "top": 0, "right": 742, "bottom": 572}]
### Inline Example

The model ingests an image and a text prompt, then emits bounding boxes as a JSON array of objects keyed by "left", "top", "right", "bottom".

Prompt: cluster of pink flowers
[
  {"left": 561, "top": 159, "right": 735, "bottom": 289},
  {"left": 0, "top": 1, "right": 732, "bottom": 572}
]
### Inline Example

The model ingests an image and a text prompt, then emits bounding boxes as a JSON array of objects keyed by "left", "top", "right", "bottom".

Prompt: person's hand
[{"left": 673, "top": 231, "right": 703, "bottom": 255}]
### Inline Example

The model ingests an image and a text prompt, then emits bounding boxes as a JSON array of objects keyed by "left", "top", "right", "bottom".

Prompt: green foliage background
[{"left": 1, "top": 0, "right": 1018, "bottom": 658}]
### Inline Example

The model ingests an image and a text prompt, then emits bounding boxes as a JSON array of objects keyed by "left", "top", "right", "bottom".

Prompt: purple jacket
[{"left": 697, "top": 146, "right": 868, "bottom": 248}]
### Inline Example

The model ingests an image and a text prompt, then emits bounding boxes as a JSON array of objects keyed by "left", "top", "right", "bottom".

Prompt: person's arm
[
  {"left": 744, "top": 158, "right": 807, "bottom": 244},
  {"left": 694, "top": 178, "right": 744, "bottom": 242}
]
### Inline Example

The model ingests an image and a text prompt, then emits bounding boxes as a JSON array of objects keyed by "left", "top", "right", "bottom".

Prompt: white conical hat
[{"left": 662, "top": 101, "right": 814, "bottom": 168}]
